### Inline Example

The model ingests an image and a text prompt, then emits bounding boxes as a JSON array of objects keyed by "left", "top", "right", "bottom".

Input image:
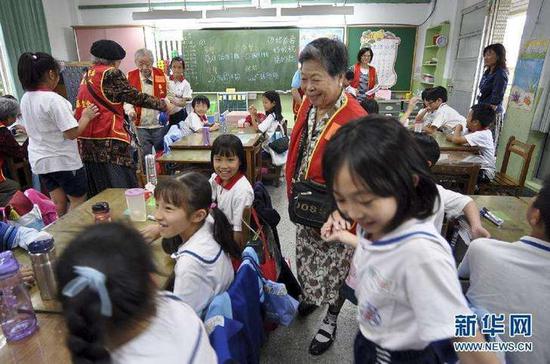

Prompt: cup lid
[
  {"left": 125, "top": 188, "right": 145, "bottom": 197},
  {"left": 92, "top": 201, "right": 110, "bottom": 213},
  {"left": 28, "top": 238, "right": 54, "bottom": 254},
  {"left": 0, "top": 251, "right": 19, "bottom": 276}
]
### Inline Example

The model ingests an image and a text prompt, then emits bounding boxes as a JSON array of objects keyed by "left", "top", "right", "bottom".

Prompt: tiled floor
[{"left": 260, "top": 182, "right": 358, "bottom": 363}]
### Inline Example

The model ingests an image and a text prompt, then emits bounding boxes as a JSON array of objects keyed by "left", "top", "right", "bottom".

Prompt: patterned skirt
[{"left": 295, "top": 224, "right": 354, "bottom": 306}]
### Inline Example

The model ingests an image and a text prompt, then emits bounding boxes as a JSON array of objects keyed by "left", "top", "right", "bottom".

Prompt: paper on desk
[
  {"left": 236, "top": 134, "right": 254, "bottom": 144},
  {"left": 439, "top": 153, "right": 449, "bottom": 161}
]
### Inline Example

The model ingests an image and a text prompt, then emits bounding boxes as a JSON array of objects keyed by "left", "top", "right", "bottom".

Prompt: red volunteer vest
[
  {"left": 351, "top": 63, "right": 376, "bottom": 100},
  {"left": 285, "top": 94, "right": 368, "bottom": 197},
  {"left": 127, "top": 68, "right": 167, "bottom": 126},
  {"left": 75, "top": 65, "right": 130, "bottom": 144}
]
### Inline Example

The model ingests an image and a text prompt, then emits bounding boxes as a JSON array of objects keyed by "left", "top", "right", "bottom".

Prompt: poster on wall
[
  {"left": 510, "top": 39, "right": 550, "bottom": 112},
  {"left": 358, "top": 29, "right": 401, "bottom": 89},
  {"left": 299, "top": 28, "right": 345, "bottom": 53}
]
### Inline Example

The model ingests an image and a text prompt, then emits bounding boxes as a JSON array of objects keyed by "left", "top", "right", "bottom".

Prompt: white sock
[{"left": 314, "top": 311, "right": 338, "bottom": 343}]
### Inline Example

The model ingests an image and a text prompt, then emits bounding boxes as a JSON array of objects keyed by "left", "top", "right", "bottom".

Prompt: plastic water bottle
[
  {"left": 0, "top": 251, "right": 38, "bottom": 342},
  {"left": 202, "top": 126, "right": 211, "bottom": 145},
  {"left": 220, "top": 113, "right": 228, "bottom": 134},
  {"left": 145, "top": 153, "right": 157, "bottom": 186},
  {"left": 28, "top": 239, "right": 57, "bottom": 300}
]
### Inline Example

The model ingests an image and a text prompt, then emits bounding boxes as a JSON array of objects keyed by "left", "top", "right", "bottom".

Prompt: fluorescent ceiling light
[
  {"left": 205, "top": 7, "right": 277, "bottom": 18},
  {"left": 132, "top": 9, "right": 203, "bottom": 20},
  {"left": 281, "top": 5, "right": 354, "bottom": 16}
]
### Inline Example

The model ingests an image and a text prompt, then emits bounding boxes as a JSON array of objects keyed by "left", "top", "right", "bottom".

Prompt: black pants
[{"left": 354, "top": 332, "right": 447, "bottom": 364}]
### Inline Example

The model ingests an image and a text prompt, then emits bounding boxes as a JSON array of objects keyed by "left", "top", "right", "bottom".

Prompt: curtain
[{"left": 0, "top": 0, "right": 51, "bottom": 97}]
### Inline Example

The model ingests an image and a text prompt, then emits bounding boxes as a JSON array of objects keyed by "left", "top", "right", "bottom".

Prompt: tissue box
[{"left": 226, "top": 111, "right": 249, "bottom": 125}]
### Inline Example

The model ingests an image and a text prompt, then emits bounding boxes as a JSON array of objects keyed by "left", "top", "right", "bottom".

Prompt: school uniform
[
  {"left": 168, "top": 76, "right": 193, "bottom": 126},
  {"left": 257, "top": 113, "right": 282, "bottom": 150},
  {"left": 172, "top": 219, "right": 234, "bottom": 315},
  {"left": 459, "top": 237, "right": 550, "bottom": 364},
  {"left": 353, "top": 219, "right": 471, "bottom": 362},
  {"left": 209, "top": 172, "right": 254, "bottom": 232},
  {"left": 431, "top": 184, "right": 473, "bottom": 233},
  {"left": 427, "top": 103, "right": 466, "bottom": 133},
  {"left": 111, "top": 291, "right": 217, "bottom": 364},
  {"left": 463, "top": 128, "right": 496, "bottom": 180},
  {"left": 185, "top": 112, "right": 208, "bottom": 133},
  {"left": 20, "top": 90, "right": 87, "bottom": 197}
]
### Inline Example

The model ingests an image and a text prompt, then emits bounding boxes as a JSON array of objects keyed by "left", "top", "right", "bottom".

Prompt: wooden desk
[
  {"left": 1, "top": 189, "right": 172, "bottom": 363},
  {"left": 167, "top": 128, "right": 262, "bottom": 183},
  {"left": 13, "top": 189, "right": 172, "bottom": 313},
  {"left": 470, "top": 195, "right": 530, "bottom": 242},
  {"left": 432, "top": 132, "right": 480, "bottom": 153},
  {"left": 157, "top": 150, "right": 211, "bottom": 175}
]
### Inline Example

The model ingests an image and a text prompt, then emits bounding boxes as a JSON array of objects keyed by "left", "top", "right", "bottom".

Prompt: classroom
[{"left": 0, "top": 0, "right": 549, "bottom": 363}]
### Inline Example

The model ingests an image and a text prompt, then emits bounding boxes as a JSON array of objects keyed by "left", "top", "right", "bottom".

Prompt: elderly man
[
  {"left": 125, "top": 48, "right": 168, "bottom": 157},
  {"left": 75, "top": 40, "right": 173, "bottom": 196}
]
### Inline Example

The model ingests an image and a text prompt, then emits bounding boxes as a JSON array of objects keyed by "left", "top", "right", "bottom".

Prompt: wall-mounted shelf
[{"left": 419, "top": 22, "right": 450, "bottom": 89}]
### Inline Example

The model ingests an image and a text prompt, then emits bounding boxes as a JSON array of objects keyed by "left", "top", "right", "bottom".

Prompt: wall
[
  {"left": 42, "top": 0, "right": 80, "bottom": 60},
  {"left": 497, "top": 0, "right": 550, "bottom": 191}
]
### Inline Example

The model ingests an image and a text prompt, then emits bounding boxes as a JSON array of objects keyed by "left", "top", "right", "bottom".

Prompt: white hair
[
  {"left": 0, "top": 97, "right": 19, "bottom": 120},
  {"left": 134, "top": 48, "right": 154, "bottom": 62},
  {"left": 91, "top": 55, "right": 117, "bottom": 65}
]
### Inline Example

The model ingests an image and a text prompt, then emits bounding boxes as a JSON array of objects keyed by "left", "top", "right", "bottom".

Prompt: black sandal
[{"left": 309, "top": 325, "right": 337, "bottom": 355}]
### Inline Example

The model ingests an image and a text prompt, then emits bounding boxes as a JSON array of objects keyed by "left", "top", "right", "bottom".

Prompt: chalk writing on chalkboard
[{"left": 359, "top": 29, "right": 401, "bottom": 89}]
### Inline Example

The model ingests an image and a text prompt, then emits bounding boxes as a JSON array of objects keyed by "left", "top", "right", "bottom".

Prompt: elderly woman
[
  {"left": 0, "top": 96, "right": 28, "bottom": 206},
  {"left": 286, "top": 38, "right": 367, "bottom": 356},
  {"left": 350, "top": 47, "right": 379, "bottom": 103},
  {"left": 74, "top": 40, "right": 173, "bottom": 196}
]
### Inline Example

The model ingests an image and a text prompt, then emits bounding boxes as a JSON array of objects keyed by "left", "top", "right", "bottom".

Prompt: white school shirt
[
  {"left": 418, "top": 108, "right": 436, "bottom": 126},
  {"left": 172, "top": 220, "right": 234, "bottom": 315},
  {"left": 168, "top": 78, "right": 192, "bottom": 113},
  {"left": 463, "top": 129, "right": 496, "bottom": 179},
  {"left": 209, "top": 173, "right": 254, "bottom": 232},
  {"left": 111, "top": 292, "right": 217, "bottom": 364},
  {"left": 185, "top": 112, "right": 206, "bottom": 133},
  {"left": 257, "top": 113, "right": 282, "bottom": 150},
  {"left": 353, "top": 219, "right": 472, "bottom": 350},
  {"left": 430, "top": 184, "right": 473, "bottom": 232},
  {"left": 19, "top": 91, "right": 83, "bottom": 175},
  {"left": 428, "top": 103, "right": 466, "bottom": 132},
  {"left": 458, "top": 237, "right": 550, "bottom": 364}
]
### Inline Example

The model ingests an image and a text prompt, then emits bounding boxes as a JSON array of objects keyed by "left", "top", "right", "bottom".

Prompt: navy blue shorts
[{"left": 39, "top": 167, "right": 87, "bottom": 197}]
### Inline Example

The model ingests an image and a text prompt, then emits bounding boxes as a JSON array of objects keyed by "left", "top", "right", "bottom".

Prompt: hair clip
[
  {"left": 31, "top": 53, "right": 37, "bottom": 60},
  {"left": 210, "top": 202, "right": 217, "bottom": 209},
  {"left": 62, "top": 266, "right": 113, "bottom": 317}
]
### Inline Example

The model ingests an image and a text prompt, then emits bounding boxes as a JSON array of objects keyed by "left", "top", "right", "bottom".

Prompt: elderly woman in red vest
[
  {"left": 350, "top": 47, "right": 379, "bottom": 103},
  {"left": 75, "top": 40, "right": 172, "bottom": 196},
  {"left": 286, "top": 38, "right": 367, "bottom": 356},
  {"left": 125, "top": 48, "right": 168, "bottom": 157}
]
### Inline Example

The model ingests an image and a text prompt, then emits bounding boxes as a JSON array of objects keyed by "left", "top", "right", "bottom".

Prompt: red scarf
[
  {"left": 170, "top": 75, "right": 185, "bottom": 82},
  {"left": 214, "top": 172, "right": 244, "bottom": 190}
]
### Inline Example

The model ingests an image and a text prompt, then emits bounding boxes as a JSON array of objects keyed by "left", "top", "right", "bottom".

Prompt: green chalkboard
[
  {"left": 180, "top": 29, "right": 299, "bottom": 92},
  {"left": 347, "top": 26, "right": 417, "bottom": 91}
]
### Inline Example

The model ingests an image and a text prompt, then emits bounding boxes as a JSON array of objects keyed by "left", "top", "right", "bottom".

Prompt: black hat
[{"left": 90, "top": 39, "right": 126, "bottom": 61}]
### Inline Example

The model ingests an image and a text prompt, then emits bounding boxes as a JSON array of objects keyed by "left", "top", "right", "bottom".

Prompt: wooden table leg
[{"left": 245, "top": 148, "right": 254, "bottom": 183}]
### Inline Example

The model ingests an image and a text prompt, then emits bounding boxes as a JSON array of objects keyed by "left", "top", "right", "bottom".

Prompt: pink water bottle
[
  {"left": 202, "top": 126, "right": 210, "bottom": 146},
  {"left": 0, "top": 251, "right": 38, "bottom": 342}
]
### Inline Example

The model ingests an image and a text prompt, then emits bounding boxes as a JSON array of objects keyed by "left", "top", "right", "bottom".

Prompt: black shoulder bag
[{"left": 288, "top": 108, "right": 333, "bottom": 229}]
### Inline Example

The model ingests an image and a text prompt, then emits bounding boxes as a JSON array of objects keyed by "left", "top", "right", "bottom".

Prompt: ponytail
[
  {"left": 211, "top": 206, "right": 242, "bottom": 259},
  {"left": 17, "top": 52, "right": 60, "bottom": 91},
  {"left": 64, "top": 290, "right": 111, "bottom": 364}
]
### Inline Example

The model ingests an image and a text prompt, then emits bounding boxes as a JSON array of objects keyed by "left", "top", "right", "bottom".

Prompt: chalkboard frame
[{"left": 346, "top": 25, "right": 418, "bottom": 92}]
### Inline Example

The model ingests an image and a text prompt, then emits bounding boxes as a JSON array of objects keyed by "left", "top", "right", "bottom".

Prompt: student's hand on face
[
  {"left": 470, "top": 224, "right": 490, "bottom": 239},
  {"left": 20, "top": 265, "right": 35, "bottom": 287},
  {"left": 140, "top": 224, "right": 161, "bottom": 244},
  {"left": 248, "top": 105, "right": 257, "bottom": 116},
  {"left": 408, "top": 96, "right": 421, "bottom": 109},
  {"left": 83, "top": 104, "right": 99, "bottom": 120}
]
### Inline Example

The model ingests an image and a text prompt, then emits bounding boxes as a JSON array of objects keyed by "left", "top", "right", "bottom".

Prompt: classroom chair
[
  {"left": 479, "top": 136, "right": 535, "bottom": 196},
  {"left": 432, "top": 163, "right": 480, "bottom": 195},
  {"left": 260, "top": 119, "right": 288, "bottom": 188}
]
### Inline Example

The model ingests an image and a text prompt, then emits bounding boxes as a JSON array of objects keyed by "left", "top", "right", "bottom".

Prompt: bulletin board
[{"left": 347, "top": 26, "right": 417, "bottom": 91}]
